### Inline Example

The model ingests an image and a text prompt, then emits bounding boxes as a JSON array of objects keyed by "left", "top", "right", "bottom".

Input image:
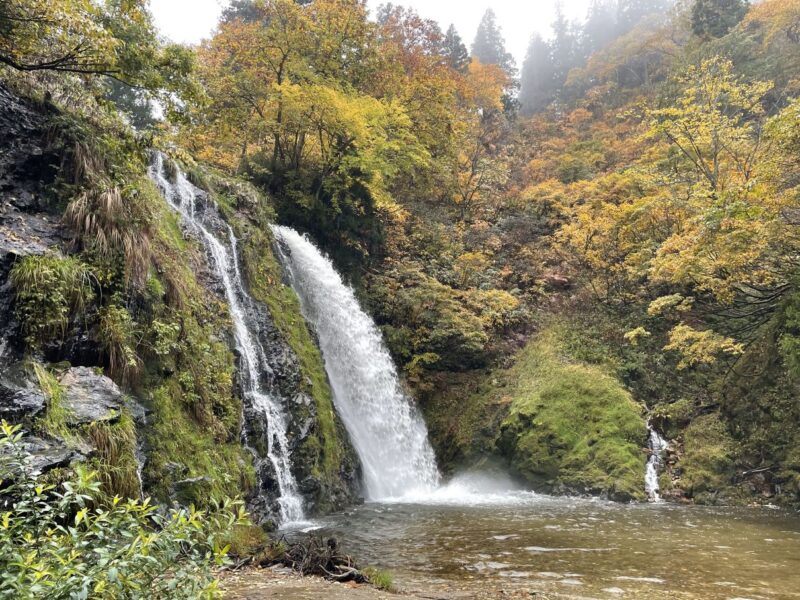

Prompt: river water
[{"left": 289, "top": 474, "right": 800, "bottom": 600}]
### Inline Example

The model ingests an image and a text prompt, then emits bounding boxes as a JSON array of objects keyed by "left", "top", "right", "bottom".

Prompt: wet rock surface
[
  {"left": 0, "top": 84, "right": 65, "bottom": 366},
  {"left": 15, "top": 436, "right": 77, "bottom": 474},
  {"left": 59, "top": 367, "right": 125, "bottom": 425},
  {"left": 0, "top": 362, "right": 46, "bottom": 422}
]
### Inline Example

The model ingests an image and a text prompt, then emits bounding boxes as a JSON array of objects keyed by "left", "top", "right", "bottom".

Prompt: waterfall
[
  {"left": 645, "top": 425, "right": 669, "bottom": 502},
  {"left": 271, "top": 225, "right": 440, "bottom": 500},
  {"left": 148, "top": 153, "right": 304, "bottom": 524}
]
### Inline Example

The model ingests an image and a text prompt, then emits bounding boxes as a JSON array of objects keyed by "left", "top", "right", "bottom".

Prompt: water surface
[{"left": 293, "top": 478, "right": 800, "bottom": 599}]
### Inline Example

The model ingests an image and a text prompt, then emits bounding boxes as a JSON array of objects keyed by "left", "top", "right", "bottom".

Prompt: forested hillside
[{"left": 1, "top": 0, "right": 800, "bottom": 596}]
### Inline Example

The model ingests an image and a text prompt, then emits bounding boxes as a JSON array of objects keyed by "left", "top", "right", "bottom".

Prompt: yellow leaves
[
  {"left": 664, "top": 324, "right": 744, "bottom": 369},
  {"left": 648, "top": 294, "right": 693, "bottom": 316},
  {"left": 1, "top": 0, "right": 117, "bottom": 71},
  {"left": 464, "top": 59, "right": 509, "bottom": 112},
  {"left": 623, "top": 327, "right": 651, "bottom": 346},
  {"left": 454, "top": 252, "right": 491, "bottom": 288}
]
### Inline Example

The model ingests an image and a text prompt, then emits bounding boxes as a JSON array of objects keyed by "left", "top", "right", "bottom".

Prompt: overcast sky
[{"left": 149, "top": 0, "right": 593, "bottom": 66}]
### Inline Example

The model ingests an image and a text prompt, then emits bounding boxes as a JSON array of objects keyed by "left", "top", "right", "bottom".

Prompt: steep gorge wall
[{"left": 0, "top": 84, "right": 359, "bottom": 525}]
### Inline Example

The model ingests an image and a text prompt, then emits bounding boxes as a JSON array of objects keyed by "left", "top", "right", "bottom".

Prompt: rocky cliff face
[
  {"left": 166, "top": 176, "right": 362, "bottom": 519},
  {"left": 0, "top": 84, "right": 62, "bottom": 432},
  {"left": 0, "top": 83, "right": 361, "bottom": 525}
]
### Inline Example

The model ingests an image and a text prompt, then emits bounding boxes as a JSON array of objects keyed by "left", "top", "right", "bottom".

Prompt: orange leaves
[
  {"left": 463, "top": 60, "right": 509, "bottom": 113},
  {"left": 744, "top": 0, "right": 800, "bottom": 44}
]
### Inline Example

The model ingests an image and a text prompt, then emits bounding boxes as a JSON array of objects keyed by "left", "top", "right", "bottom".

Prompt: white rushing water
[
  {"left": 645, "top": 425, "right": 669, "bottom": 502},
  {"left": 271, "top": 225, "right": 440, "bottom": 500},
  {"left": 149, "top": 153, "right": 304, "bottom": 524}
]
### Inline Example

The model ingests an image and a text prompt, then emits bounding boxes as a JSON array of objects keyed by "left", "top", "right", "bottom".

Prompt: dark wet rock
[
  {"left": 0, "top": 83, "right": 65, "bottom": 367},
  {"left": 0, "top": 362, "right": 46, "bottom": 422},
  {"left": 59, "top": 367, "right": 124, "bottom": 425},
  {"left": 17, "top": 436, "right": 78, "bottom": 474}
]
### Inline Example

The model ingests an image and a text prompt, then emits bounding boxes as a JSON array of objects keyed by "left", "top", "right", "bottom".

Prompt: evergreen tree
[
  {"left": 221, "top": 0, "right": 260, "bottom": 23},
  {"left": 617, "top": 0, "right": 666, "bottom": 32},
  {"left": 471, "top": 8, "right": 516, "bottom": 75},
  {"left": 551, "top": 2, "right": 579, "bottom": 89},
  {"left": 444, "top": 24, "right": 470, "bottom": 73},
  {"left": 583, "top": 0, "right": 618, "bottom": 54},
  {"left": 691, "top": 0, "right": 749, "bottom": 39},
  {"left": 519, "top": 33, "right": 555, "bottom": 115}
]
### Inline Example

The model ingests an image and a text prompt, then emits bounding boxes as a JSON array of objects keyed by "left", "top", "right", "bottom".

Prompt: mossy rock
[
  {"left": 498, "top": 325, "right": 648, "bottom": 501},
  {"left": 678, "top": 413, "right": 735, "bottom": 502}
]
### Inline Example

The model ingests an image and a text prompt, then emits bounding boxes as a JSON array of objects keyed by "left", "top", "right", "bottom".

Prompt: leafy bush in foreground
[{"left": 0, "top": 422, "right": 246, "bottom": 600}]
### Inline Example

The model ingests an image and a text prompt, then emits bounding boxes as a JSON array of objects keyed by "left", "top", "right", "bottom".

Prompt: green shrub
[
  {"left": 0, "top": 421, "right": 246, "bottom": 600},
  {"left": 10, "top": 253, "right": 94, "bottom": 349}
]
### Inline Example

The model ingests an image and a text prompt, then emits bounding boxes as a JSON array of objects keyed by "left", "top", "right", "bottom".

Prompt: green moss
[
  {"left": 679, "top": 413, "right": 734, "bottom": 502},
  {"left": 236, "top": 222, "right": 346, "bottom": 503},
  {"left": 419, "top": 370, "right": 510, "bottom": 471},
  {"left": 143, "top": 380, "right": 255, "bottom": 506},
  {"left": 223, "top": 523, "right": 269, "bottom": 558},
  {"left": 498, "top": 324, "right": 648, "bottom": 501},
  {"left": 651, "top": 398, "right": 696, "bottom": 440}
]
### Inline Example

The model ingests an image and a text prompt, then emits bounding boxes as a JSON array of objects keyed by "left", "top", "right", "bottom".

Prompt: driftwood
[{"left": 261, "top": 536, "right": 368, "bottom": 584}]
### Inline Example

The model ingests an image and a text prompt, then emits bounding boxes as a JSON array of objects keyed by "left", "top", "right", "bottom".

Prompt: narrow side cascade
[
  {"left": 271, "top": 225, "right": 440, "bottom": 500},
  {"left": 148, "top": 153, "right": 304, "bottom": 524},
  {"left": 645, "top": 425, "right": 669, "bottom": 502}
]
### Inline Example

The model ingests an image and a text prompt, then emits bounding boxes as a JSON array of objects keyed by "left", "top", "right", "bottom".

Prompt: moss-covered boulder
[
  {"left": 498, "top": 327, "right": 648, "bottom": 501},
  {"left": 678, "top": 413, "right": 735, "bottom": 502}
]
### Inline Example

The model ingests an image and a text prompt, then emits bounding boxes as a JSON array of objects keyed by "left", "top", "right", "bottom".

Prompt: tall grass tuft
[
  {"left": 85, "top": 413, "right": 141, "bottom": 500},
  {"left": 97, "top": 304, "right": 142, "bottom": 384},
  {"left": 10, "top": 253, "right": 94, "bottom": 348}
]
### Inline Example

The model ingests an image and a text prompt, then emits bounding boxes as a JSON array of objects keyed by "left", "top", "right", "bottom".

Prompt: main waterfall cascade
[
  {"left": 148, "top": 153, "right": 304, "bottom": 524},
  {"left": 271, "top": 225, "right": 441, "bottom": 500},
  {"left": 645, "top": 425, "right": 669, "bottom": 502},
  {"left": 148, "top": 155, "right": 661, "bottom": 512}
]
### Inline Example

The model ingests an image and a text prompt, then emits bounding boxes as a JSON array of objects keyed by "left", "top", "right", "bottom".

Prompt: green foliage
[
  {"left": 32, "top": 363, "right": 74, "bottom": 442},
  {"left": 369, "top": 266, "right": 520, "bottom": 373},
  {"left": 84, "top": 413, "right": 141, "bottom": 500},
  {"left": 363, "top": 567, "right": 395, "bottom": 592},
  {"left": 679, "top": 413, "right": 735, "bottom": 500},
  {"left": 691, "top": 0, "right": 749, "bottom": 39},
  {"left": 0, "top": 421, "right": 245, "bottom": 599},
  {"left": 97, "top": 303, "right": 141, "bottom": 383},
  {"left": 10, "top": 253, "right": 94, "bottom": 349}
]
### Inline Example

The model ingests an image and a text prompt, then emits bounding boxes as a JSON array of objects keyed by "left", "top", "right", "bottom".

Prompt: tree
[
  {"left": 691, "top": 0, "right": 749, "bottom": 39},
  {"left": 583, "top": 0, "right": 619, "bottom": 54},
  {"left": 551, "top": 2, "right": 579, "bottom": 88},
  {"left": 617, "top": 0, "right": 666, "bottom": 33},
  {"left": 0, "top": 0, "right": 196, "bottom": 122},
  {"left": 519, "top": 33, "right": 555, "bottom": 114},
  {"left": 444, "top": 24, "right": 470, "bottom": 73},
  {"left": 471, "top": 9, "right": 516, "bottom": 76}
]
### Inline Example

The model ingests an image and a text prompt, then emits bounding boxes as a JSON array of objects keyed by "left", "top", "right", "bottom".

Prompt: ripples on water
[{"left": 284, "top": 472, "right": 800, "bottom": 599}]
